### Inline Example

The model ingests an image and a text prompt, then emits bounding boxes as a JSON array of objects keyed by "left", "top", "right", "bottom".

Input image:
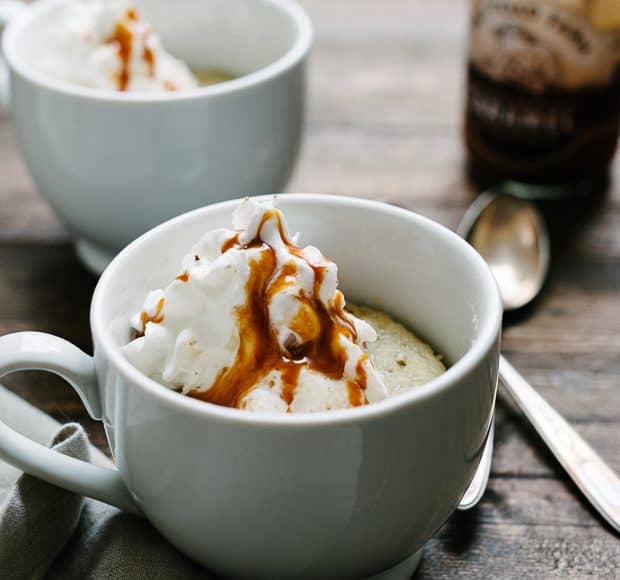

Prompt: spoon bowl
[{"left": 457, "top": 192, "right": 549, "bottom": 311}]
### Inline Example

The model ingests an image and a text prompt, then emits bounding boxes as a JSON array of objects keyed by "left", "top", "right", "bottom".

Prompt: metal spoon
[
  {"left": 456, "top": 191, "right": 620, "bottom": 534},
  {"left": 457, "top": 191, "right": 548, "bottom": 510}
]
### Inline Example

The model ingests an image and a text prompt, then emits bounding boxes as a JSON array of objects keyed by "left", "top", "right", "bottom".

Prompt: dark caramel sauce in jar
[{"left": 188, "top": 210, "right": 369, "bottom": 410}]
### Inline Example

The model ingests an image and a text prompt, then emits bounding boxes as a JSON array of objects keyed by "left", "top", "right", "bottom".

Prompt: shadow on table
[{"left": 437, "top": 506, "right": 482, "bottom": 555}]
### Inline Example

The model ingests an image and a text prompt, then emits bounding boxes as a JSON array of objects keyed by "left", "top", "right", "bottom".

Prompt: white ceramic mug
[
  {"left": 0, "top": 0, "right": 312, "bottom": 273},
  {"left": 0, "top": 195, "right": 502, "bottom": 579}
]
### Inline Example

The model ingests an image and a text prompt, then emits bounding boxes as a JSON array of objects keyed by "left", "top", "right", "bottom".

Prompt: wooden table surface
[{"left": 1, "top": 0, "right": 618, "bottom": 577}]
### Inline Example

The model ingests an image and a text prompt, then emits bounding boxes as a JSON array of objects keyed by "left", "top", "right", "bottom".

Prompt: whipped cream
[
  {"left": 36, "top": 1, "right": 198, "bottom": 92},
  {"left": 124, "top": 198, "right": 389, "bottom": 413}
]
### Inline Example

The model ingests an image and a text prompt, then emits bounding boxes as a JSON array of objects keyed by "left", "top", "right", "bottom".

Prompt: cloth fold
[
  {"left": 0, "top": 424, "right": 88, "bottom": 578},
  {"left": 0, "top": 385, "right": 211, "bottom": 579}
]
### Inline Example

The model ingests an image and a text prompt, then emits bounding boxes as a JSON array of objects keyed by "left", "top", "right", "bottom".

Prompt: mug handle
[
  {"left": 0, "top": 0, "right": 26, "bottom": 109},
  {"left": 0, "top": 332, "right": 140, "bottom": 514}
]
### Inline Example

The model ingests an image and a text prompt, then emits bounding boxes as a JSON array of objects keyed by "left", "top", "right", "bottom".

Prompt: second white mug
[{"left": 0, "top": 0, "right": 312, "bottom": 273}]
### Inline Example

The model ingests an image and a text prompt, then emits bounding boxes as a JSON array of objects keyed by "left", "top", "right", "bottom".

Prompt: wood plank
[
  {"left": 492, "top": 406, "right": 620, "bottom": 476},
  {"left": 421, "top": 479, "right": 620, "bottom": 578},
  {"left": 300, "top": 0, "right": 467, "bottom": 126},
  {"left": 0, "top": 243, "right": 95, "bottom": 343},
  {"left": 0, "top": 124, "right": 66, "bottom": 242}
]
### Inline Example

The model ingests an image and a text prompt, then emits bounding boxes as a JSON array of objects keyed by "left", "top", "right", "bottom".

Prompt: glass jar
[{"left": 465, "top": 0, "right": 620, "bottom": 198}]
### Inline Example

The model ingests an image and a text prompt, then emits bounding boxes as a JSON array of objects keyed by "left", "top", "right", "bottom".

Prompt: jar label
[
  {"left": 466, "top": 0, "right": 620, "bottom": 180},
  {"left": 470, "top": 0, "right": 620, "bottom": 92}
]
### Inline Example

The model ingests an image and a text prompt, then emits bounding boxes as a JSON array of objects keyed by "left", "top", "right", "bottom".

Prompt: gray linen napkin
[{"left": 0, "top": 385, "right": 212, "bottom": 579}]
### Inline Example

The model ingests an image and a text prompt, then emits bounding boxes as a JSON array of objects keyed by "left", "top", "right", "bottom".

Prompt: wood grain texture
[{"left": 0, "top": 0, "right": 618, "bottom": 577}]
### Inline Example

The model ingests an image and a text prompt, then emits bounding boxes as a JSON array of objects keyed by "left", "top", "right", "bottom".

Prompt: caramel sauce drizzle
[
  {"left": 347, "top": 353, "right": 369, "bottom": 407},
  {"left": 105, "top": 8, "right": 157, "bottom": 91},
  {"left": 138, "top": 297, "right": 165, "bottom": 336},
  {"left": 189, "top": 210, "right": 369, "bottom": 410},
  {"left": 347, "top": 382, "right": 366, "bottom": 407},
  {"left": 143, "top": 46, "right": 155, "bottom": 78},
  {"left": 176, "top": 271, "right": 189, "bottom": 282},
  {"left": 221, "top": 233, "right": 240, "bottom": 254},
  {"left": 355, "top": 353, "right": 369, "bottom": 391}
]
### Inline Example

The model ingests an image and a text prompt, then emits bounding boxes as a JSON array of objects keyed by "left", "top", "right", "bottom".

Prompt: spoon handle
[
  {"left": 499, "top": 355, "right": 620, "bottom": 534},
  {"left": 457, "top": 419, "right": 494, "bottom": 510}
]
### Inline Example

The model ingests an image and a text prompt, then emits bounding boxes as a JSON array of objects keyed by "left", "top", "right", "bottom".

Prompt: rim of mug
[
  {"left": 2, "top": 0, "right": 313, "bottom": 103},
  {"left": 92, "top": 194, "right": 503, "bottom": 427}
]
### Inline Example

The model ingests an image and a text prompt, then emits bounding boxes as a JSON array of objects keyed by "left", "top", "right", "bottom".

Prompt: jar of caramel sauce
[{"left": 465, "top": 0, "right": 620, "bottom": 198}]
